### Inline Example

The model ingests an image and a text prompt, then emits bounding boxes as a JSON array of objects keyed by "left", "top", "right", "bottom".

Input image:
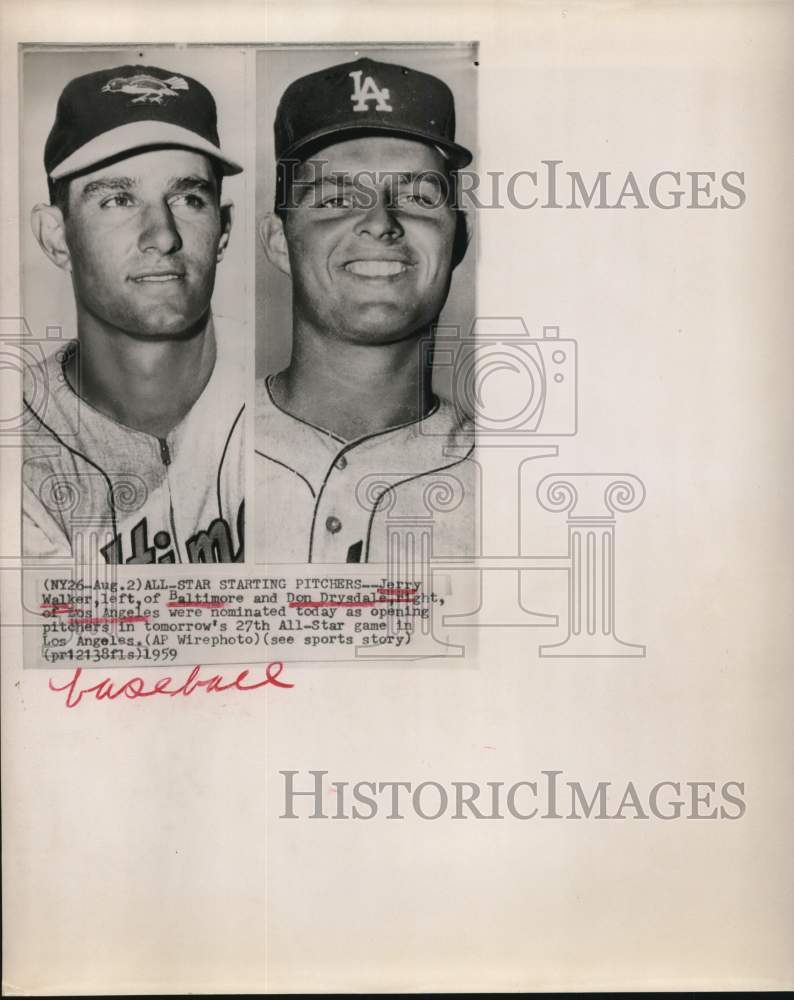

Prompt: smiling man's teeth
[
  {"left": 135, "top": 274, "right": 181, "bottom": 282},
  {"left": 346, "top": 260, "right": 406, "bottom": 277}
]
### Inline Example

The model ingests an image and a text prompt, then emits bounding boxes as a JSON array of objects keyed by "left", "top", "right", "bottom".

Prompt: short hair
[{"left": 48, "top": 152, "right": 225, "bottom": 218}]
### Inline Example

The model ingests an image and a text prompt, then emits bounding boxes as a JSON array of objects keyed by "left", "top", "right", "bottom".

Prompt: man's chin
[
  {"left": 115, "top": 304, "right": 211, "bottom": 341},
  {"left": 339, "top": 305, "right": 433, "bottom": 344}
]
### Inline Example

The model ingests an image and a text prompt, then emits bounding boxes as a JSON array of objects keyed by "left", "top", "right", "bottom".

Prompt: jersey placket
[
  {"left": 309, "top": 444, "right": 376, "bottom": 563},
  {"left": 157, "top": 434, "right": 183, "bottom": 563}
]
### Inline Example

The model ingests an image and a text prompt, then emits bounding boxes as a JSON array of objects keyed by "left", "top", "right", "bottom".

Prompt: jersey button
[
  {"left": 335, "top": 455, "right": 348, "bottom": 470},
  {"left": 325, "top": 516, "right": 342, "bottom": 534}
]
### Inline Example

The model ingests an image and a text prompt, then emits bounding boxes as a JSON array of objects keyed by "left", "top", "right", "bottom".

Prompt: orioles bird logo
[{"left": 102, "top": 74, "right": 189, "bottom": 105}]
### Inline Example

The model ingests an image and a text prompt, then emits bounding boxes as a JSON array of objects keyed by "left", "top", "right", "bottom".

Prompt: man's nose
[
  {"left": 137, "top": 201, "right": 182, "bottom": 254},
  {"left": 353, "top": 191, "right": 404, "bottom": 240}
]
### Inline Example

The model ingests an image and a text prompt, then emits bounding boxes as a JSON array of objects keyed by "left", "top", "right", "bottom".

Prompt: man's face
[
  {"left": 61, "top": 149, "right": 228, "bottom": 337},
  {"left": 280, "top": 136, "right": 460, "bottom": 345}
]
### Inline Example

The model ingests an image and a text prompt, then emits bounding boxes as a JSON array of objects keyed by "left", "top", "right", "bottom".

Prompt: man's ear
[
  {"left": 451, "top": 208, "right": 472, "bottom": 269},
  {"left": 217, "top": 200, "right": 234, "bottom": 262},
  {"left": 258, "top": 213, "right": 292, "bottom": 278},
  {"left": 31, "top": 204, "right": 71, "bottom": 272}
]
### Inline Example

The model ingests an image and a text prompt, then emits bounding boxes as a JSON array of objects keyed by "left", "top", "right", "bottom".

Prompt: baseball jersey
[
  {"left": 23, "top": 316, "right": 245, "bottom": 564},
  {"left": 255, "top": 377, "right": 478, "bottom": 563}
]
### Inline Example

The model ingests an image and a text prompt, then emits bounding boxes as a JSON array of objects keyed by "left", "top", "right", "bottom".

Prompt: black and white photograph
[
  {"left": 254, "top": 45, "right": 478, "bottom": 563},
  {"left": 20, "top": 47, "right": 248, "bottom": 565}
]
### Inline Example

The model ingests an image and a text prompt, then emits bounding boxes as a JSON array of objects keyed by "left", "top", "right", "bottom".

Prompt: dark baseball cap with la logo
[
  {"left": 274, "top": 57, "right": 473, "bottom": 169},
  {"left": 45, "top": 64, "right": 243, "bottom": 180}
]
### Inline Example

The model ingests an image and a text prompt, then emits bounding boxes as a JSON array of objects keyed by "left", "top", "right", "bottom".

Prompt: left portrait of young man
[{"left": 22, "top": 56, "right": 247, "bottom": 564}]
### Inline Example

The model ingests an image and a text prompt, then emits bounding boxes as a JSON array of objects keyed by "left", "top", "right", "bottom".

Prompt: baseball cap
[
  {"left": 45, "top": 64, "right": 243, "bottom": 181},
  {"left": 274, "top": 57, "right": 473, "bottom": 169}
]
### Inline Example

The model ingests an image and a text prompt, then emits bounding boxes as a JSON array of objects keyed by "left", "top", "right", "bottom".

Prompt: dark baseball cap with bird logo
[
  {"left": 44, "top": 64, "right": 243, "bottom": 180},
  {"left": 274, "top": 57, "right": 473, "bottom": 169}
]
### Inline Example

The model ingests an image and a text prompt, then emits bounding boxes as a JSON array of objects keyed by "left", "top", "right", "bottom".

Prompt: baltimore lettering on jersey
[{"left": 100, "top": 501, "right": 245, "bottom": 564}]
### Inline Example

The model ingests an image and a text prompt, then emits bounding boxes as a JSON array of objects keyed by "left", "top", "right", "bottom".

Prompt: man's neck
[
  {"left": 273, "top": 325, "right": 435, "bottom": 441},
  {"left": 68, "top": 310, "right": 217, "bottom": 439}
]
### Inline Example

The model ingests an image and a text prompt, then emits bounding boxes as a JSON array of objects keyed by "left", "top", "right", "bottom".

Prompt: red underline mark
[
  {"left": 67, "top": 615, "right": 150, "bottom": 625},
  {"left": 288, "top": 597, "right": 418, "bottom": 609},
  {"left": 165, "top": 600, "right": 227, "bottom": 609},
  {"left": 40, "top": 603, "right": 78, "bottom": 614}
]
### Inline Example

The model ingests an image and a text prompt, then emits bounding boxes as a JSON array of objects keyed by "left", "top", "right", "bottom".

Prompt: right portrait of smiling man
[{"left": 256, "top": 56, "right": 478, "bottom": 564}]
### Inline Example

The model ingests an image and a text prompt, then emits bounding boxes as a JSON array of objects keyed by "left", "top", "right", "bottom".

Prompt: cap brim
[
  {"left": 280, "top": 123, "right": 472, "bottom": 170},
  {"left": 49, "top": 120, "right": 243, "bottom": 179}
]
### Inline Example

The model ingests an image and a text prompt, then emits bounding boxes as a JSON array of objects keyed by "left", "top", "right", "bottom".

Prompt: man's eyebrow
[
  {"left": 78, "top": 175, "right": 215, "bottom": 202},
  {"left": 294, "top": 174, "right": 353, "bottom": 190},
  {"left": 290, "top": 175, "right": 352, "bottom": 205},
  {"left": 167, "top": 175, "right": 216, "bottom": 194},
  {"left": 79, "top": 176, "right": 137, "bottom": 201}
]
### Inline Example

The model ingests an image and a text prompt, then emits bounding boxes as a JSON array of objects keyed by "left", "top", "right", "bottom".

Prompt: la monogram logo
[{"left": 349, "top": 69, "right": 393, "bottom": 112}]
